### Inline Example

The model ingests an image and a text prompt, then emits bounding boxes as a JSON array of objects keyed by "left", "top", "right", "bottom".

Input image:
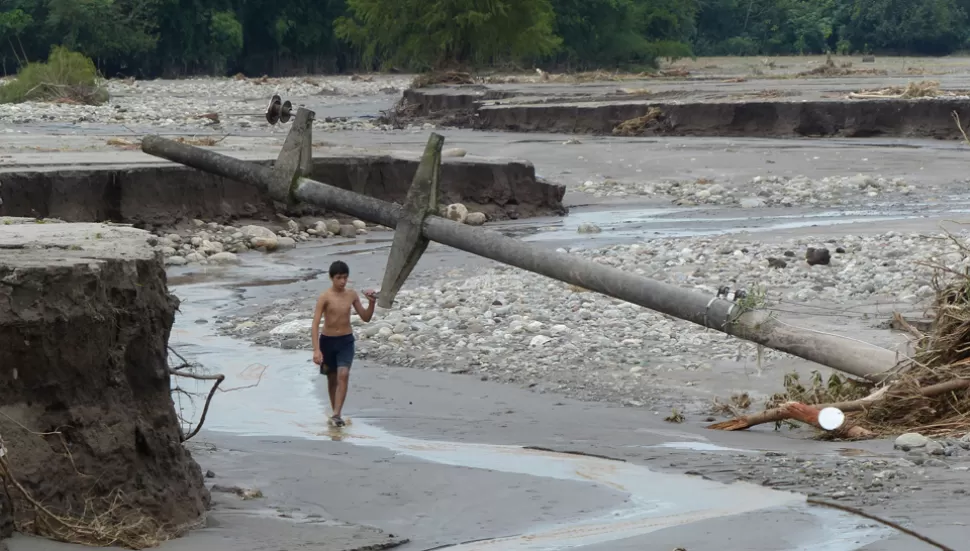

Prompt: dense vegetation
[{"left": 1, "top": 0, "right": 969, "bottom": 78}]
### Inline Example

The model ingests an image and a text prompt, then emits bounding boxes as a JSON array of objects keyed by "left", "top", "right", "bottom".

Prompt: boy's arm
[
  {"left": 352, "top": 291, "right": 376, "bottom": 322},
  {"left": 311, "top": 294, "right": 326, "bottom": 350}
]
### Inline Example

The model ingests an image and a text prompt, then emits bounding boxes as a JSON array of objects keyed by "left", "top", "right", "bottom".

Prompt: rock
[
  {"left": 767, "top": 257, "right": 787, "bottom": 269},
  {"left": 465, "top": 212, "right": 487, "bottom": 226},
  {"left": 805, "top": 247, "right": 831, "bottom": 266},
  {"left": 251, "top": 236, "right": 279, "bottom": 251},
  {"left": 925, "top": 441, "right": 946, "bottom": 456},
  {"left": 740, "top": 197, "right": 766, "bottom": 208},
  {"left": 325, "top": 219, "right": 341, "bottom": 234},
  {"left": 444, "top": 203, "right": 469, "bottom": 223},
  {"left": 577, "top": 222, "right": 602, "bottom": 234},
  {"left": 338, "top": 224, "right": 357, "bottom": 238},
  {"left": 166, "top": 255, "right": 188, "bottom": 266},
  {"left": 240, "top": 225, "right": 276, "bottom": 240},
  {"left": 276, "top": 237, "right": 297, "bottom": 250},
  {"left": 0, "top": 221, "right": 209, "bottom": 541},
  {"left": 185, "top": 251, "right": 206, "bottom": 263},
  {"left": 208, "top": 252, "right": 240, "bottom": 265},
  {"left": 352, "top": 220, "right": 366, "bottom": 230},
  {"left": 529, "top": 335, "right": 553, "bottom": 347},
  {"left": 443, "top": 148, "right": 467, "bottom": 158},
  {"left": 286, "top": 220, "right": 300, "bottom": 233},
  {"left": 895, "top": 433, "right": 929, "bottom": 449}
]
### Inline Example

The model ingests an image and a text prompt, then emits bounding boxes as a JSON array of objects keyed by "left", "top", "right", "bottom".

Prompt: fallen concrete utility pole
[{"left": 141, "top": 107, "right": 902, "bottom": 382}]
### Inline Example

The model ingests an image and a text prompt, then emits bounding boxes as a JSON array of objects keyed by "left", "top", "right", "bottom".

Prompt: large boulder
[{"left": 0, "top": 220, "right": 209, "bottom": 546}]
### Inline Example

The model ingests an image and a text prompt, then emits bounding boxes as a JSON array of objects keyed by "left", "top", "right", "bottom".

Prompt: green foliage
[
  {"left": 0, "top": 46, "right": 108, "bottom": 104},
  {"left": 1, "top": 0, "right": 970, "bottom": 77},
  {"left": 335, "top": 0, "right": 561, "bottom": 70},
  {"left": 548, "top": 0, "right": 694, "bottom": 69},
  {"left": 208, "top": 10, "right": 243, "bottom": 70}
]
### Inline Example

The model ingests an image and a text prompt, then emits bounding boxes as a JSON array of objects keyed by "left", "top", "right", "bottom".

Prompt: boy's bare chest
[{"left": 324, "top": 295, "right": 354, "bottom": 317}]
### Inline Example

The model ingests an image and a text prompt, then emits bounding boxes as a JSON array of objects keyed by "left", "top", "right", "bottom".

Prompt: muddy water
[{"left": 168, "top": 278, "right": 890, "bottom": 550}]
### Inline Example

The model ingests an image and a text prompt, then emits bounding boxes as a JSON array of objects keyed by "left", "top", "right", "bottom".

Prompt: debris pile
[
  {"left": 612, "top": 107, "right": 670, "bottom": 136},
  {"left": 798, "top": 55, "right": 887, "bottom": 77},
  {"left": 711, "top": 231, "right": 970, "bottom": 439},
  {"left": 846, "top": 80, "right": 970, "bottom": 100},
  {"left": 411, "top": 71, "right": 475, "bottom": 88}
]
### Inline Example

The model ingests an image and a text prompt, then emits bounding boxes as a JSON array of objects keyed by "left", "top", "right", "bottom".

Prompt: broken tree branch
[
  {"left": 169, "top": 369, "right": 224, "bottom": 442},
  {"left": 168, "top": 363, "right": 266, "bottom": 442}
]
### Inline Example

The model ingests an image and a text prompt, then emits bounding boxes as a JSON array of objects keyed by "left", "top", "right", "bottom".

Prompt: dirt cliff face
[{"left": 0, "top": 220, "right": 209, "bottom": 547}]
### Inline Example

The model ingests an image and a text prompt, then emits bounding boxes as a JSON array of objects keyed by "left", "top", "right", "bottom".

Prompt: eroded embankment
[
  {"left": 0, "top": 150, "right": 566, "bottom": 228},
  {"left": 0, "top": 219, "right": 209, "bottom": 547},
  {"left": 398, "top": 87, "right": 970, "bottom": 139}
]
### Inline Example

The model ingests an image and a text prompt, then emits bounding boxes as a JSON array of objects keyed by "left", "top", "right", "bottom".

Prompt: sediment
[
  {"left": 0, "top": 149, "right": 566, "bottom": 228},
  {"left": 0, "top": 219, "right": 209, "bottom": 546},
  {"left": 398, "top": 87, "right": 970, "bottom": 139}
]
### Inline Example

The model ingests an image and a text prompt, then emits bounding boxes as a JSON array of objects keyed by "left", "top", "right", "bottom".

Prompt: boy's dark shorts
[{"left": 319, "top": 333, "right": 355, "bottom": 375}]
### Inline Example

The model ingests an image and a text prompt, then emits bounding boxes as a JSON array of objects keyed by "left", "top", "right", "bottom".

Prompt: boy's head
[{"left": 329, "top": 260, "right": 349, "bottom": 289}]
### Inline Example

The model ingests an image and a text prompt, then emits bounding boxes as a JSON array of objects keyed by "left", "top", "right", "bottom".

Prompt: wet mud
[{"left": 152, "top": 275, "right": 905, "bottom": 551}]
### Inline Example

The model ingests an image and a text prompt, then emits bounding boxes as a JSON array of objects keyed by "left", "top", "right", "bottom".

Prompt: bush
[{"left": 0, "top": 47, "right": 108, "bottom": 105}]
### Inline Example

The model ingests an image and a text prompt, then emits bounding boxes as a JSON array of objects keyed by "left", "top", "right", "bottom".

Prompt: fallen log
[{"left": 707, "top": 379, "right": 970, "bottom": 434}]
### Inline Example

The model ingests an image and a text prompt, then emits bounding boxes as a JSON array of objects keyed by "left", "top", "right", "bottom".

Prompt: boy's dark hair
[{"left": 329, "top": 260, "right": 349, "bottom": 278}]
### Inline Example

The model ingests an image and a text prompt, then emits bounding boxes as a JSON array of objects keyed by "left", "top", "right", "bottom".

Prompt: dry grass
[
  {"left": 858, "top": 258, "right": 970, "bottom": 436},
  {"left": 0, "top": 428, "right": 179, "bottom": 549}
]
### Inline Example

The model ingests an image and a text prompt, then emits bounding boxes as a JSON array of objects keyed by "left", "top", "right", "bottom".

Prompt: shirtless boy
[{"left": 311, "top": 260, "right": 376, "bottom": 427}]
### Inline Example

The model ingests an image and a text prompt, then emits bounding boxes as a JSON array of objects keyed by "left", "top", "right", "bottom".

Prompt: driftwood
[
  {"left": 708, "top": 379, "right": 970, "bottom": 435},
  {"left": 709, "top": 401, "right": 874, "bottom": 437}
]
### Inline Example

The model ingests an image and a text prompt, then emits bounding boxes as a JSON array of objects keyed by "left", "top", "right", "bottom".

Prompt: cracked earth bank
[{"left": 0, "top": 219, "right": 209, "bottom": 545}]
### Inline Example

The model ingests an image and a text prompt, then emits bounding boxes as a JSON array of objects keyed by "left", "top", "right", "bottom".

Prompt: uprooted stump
[
  {"left": 710, "top": 238, "right": 970, "bottom": 439},
  {"left": 0, "top": 219, "right": 209, "bottom": 548}
]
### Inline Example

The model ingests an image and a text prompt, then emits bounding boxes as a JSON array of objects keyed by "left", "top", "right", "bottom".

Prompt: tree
[
  {"left": 835, "top": 0, "right": 966, "bottom": 55},
  {"left": 335, "top": 0, "right": 562, "bottom": 70}
]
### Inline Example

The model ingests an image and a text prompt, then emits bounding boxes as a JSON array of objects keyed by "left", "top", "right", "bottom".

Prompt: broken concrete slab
[
  {"left": 0, "top": 219, "right": 209, "bottom": 547},
  {"left": 397, "top": 86, "right": 970, "bottom": 139},
  {"left": 0, "top": 147, "right": 566, "bottom": 228}
]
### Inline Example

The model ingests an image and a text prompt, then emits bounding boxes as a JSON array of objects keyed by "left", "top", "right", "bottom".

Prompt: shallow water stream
[{"left": 168, "top": 277, "right": 890, "bottom": 550}]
